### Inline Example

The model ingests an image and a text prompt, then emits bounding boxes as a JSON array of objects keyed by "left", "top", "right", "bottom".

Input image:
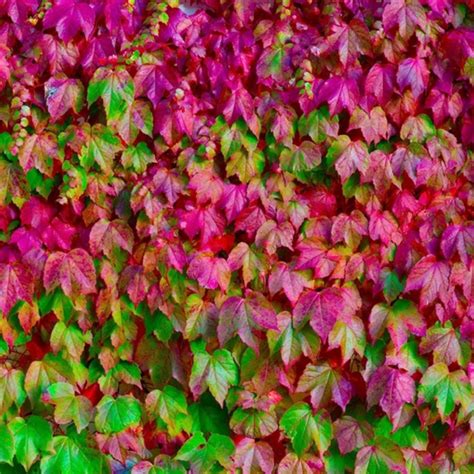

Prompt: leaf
[
  {"left": 218, "top": 295, "right": 277, "bottom": 353},
  {"left": 331, "top": 210, "right": 368, "bottom": 249},
  {"left": 296, "top": 363, "right": 352, "bottom": 411},
  {"left": 328, "top": 136, "right": 369, "bottom": 182},
  {"left": 327, "top": 19, "right": 372, "bottom": 67},
  {"left": 367, "top": 366, "right": 416, "bottom": 427},
  {"left": 113, "top": 99, "right": 153, "bottom": 145},
  {"left": 8, "top": 416, "right": 52, "bottom": 471},
  {"left": 228, "top": 242, "right": 268, "bottom": 286},
  {"left": 348, "top": 107, "right": 389, "bottom": 144},
  {"left": 0, "top": 159, "right": 29, "bottom": 205},
  {"left": 189, "top": 344, "right": 239, "bottom": 406},
  {"left": 0, "top": 262, "right": 34, "bottom": 316},
  {"left": 230, "top": 408, "right": 278, "bottom": 438},
  {"left": 0, "top": 424, "right": 14, "bottom": 465},
  {"left": 294, "top": 288, "right": 345, "bottom": 341},
  {"left": 43, "top": 382, "right": 93, "bottom": 432},
  {"left": 134, "top": 63, "right": 177, "bottom": 108},
  {"left": 43, "top": 0, "right": 96, "bottom": 42},
  {"left": 43, "top": 248, "right": 96, "bottom": 299},
  {"left": 441, "top": 225, "right": 474, "bottom": 265},
  {"left": 45, "top": 74, "right": 84, "bottom": 121},
  {"left": 317, "top": 76, "right": 360, "bottom": 115},
  {"left": 146, "top": 386, "right": 191, "bottom": 437},
  {"left": 72, "top": 123, "right": 122, "bottom": 174},
  {"left": 223, "top": 82, "right": 260, "bottom": 136},
  {"left": 40, "top": 436, "right": 108, "bottom": 474},
  {"left": 397, "top": 57, "right": 429, "bottom": 98},
  {"left": 328, "top": 316, "right": 366, "bottom": 363},
  {"left": 334, "top": 417, "right": 372, "bottom": 455},
  {"left": 255, "top": 220, "right": 294, "bottom": 255},
  {"left": 355, "top": 441, "right": 405, "bottom": 474},
  {"left": 50, "top": 321, "right": 91, "bottom": 361},
  {"left": 19, "top": 132, "right": 58, "bottom": 177},
  {"left": 187, "top": 252, "right": 231, "bottom": 291},
  {"left": 89, "top": 219, "right": 134, "bottom": 258},
  {"left": 405, "top": 255, "right": 450, "bottom": 307},
  {"left": 419, "top": 363, "right": 472, "bottom": 420},
  {"left": 88, "top": 67, "right": 135, "bottom": 122},
  {"left": 369, "top": 299, "right": 426, "bottom": 350},
  {"left": 0, "top": 367, "right": 26, "bottom": 415},
  {"left": 234, "top": 438, "right": 274, "bottom": 474},
  {"left": 420, "top": 323, "right": 463, "bottom": 366},
  {"left": 226, "top": 149, "right": 265, "bottom": 183},
  {"left": 95, "top": 395, "right": 142, "bottom": 434},
  {"left": 121, "top": 142, "right": 155, "bottom": 174},
  {"left": 365, "top": 64, "right": 396, "bottom": 105},
  {"left": 280, "top": 402, "right": 332, "bottom": 456},
  {"left": 268, "top": 262, "right": 312, "bottom": 304},
  {"left": 382, "top": 0, "right": 426, "bottom": 40}
]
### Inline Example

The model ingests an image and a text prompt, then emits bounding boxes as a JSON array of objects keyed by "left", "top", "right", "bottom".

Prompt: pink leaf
[
  {"left": 0, "top": 262, "right": 34, "bottom": 315},
  {"left": 188, "top": 252, "right": 231, "bottom": 291},
  {"left": 397, "top": 57, "right": 429, "bottom": 98}
]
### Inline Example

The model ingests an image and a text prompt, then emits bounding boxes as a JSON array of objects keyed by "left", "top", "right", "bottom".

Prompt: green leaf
[
  {"left": 189, "top": 345, "right": 239, "bottom": 407},
  {"left": 188, "top": 392, "right": 230, "bottom": 436},
  {"left": 50, "top": 322, "right": 91, "bottom": 362},
  {"left": 280, "top": 402, "right": 332, "bottom": 456},
  {"left": 40, "top": 436, "right": 108, "bottom": 474},
  {"left": 0, "top": 424, "right": 14, "bottom": 465},
  {"left": 175, "top": 432, "right": 235, "bottom": 472},
  {"left": 88, "top": 67, "right": 135, "bottom": 122},
  {"left": 44, "top": 383, "right": 93, "bottom": 433},
  {"left": 8, "top": 416, "right": 53, "bottom": 471},
  {"left": 146, "top": 386, "right": 191, "bottom": 436},
  {"left": 95, "top": 395, "right": 142, "bottom": 434},
  {"left": 419, "top": 363, "right": 472, "bottom": 420},
  {"left": 121, "top": 142, "right": 155, "bottom": 173},
  {"left": 383, "top": 271, "right": 404, "bottom": 303}
]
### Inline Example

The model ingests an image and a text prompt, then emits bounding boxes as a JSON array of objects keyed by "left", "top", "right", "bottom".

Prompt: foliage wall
[{"left": 0, "top": 0, "right": 473, "bottom": 472}]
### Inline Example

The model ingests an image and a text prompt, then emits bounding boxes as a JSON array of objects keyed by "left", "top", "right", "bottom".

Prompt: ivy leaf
[
  {"left": 0, "top": 262, "right": 34, "bottom": 316},
  {"left": 296, "top": 363, "right": 352, "bottom": 411},
  {"left": 19, "top": 132, "right": 58, "bottom": 177},
  {"left": 95, "top": 395, "right": 142, "bottom": 434},
  {"left": 43, "top": 248, "right": 96, "bottom": 299},
  {"left": 268, "top": 262, "right": 312, "bottom": 304},
  {"left": 0, "top": 159, "right": 29, "bottom": 205},
  {"left": 294, "top": 288, "right": 346, "bottom": 341},
  {"left": 255, "top": 220, "right": 294, "bottom": 255},
  {"left": 397, "top": 57, "right": 429, "bottom": 98},
  {"left": 121, "top": 142, "right": 155, "bottom": 174},
  {"left": 8, "top": 416, "right": 53, "bottom": 471},
  {"left": 113, "top": 99, "right": 153, "bottom": 145},
  {"left": 0, "top": 367, "right": 27, "bottom": 415},
  {"left": 369, "top": 299, "right": 426, "bottom": 350},
  {"left": 405, "top": 255, "right": 450, "bottom": 308},
  {"left": 88, "top": 67, "right": 135, "bottom": 122},
  {"left": 40, "top": 436, "right": 108, "bottom": 474},
  {"left": 331, "top": 210, "right": 368, "bottom": 250},
  {"left": 145, "top": 385, "right": 191, "bottom": 437},
  {"left": 280, "top": 402, "right": 332, "bottom": 456},
  {"left": 327, "top": 19, "right": 372, "bottom": 67},
  {"left": 72, "top": 123, "right": 122, "bottom": 174},
  {"left": 328, "top": 135, "right": 369, "bottom": 183},
  {"left": 0, "top": 424, "right": 14, "bottom": 465},
  {"left": 187, "top": 252, "right": 231, "bottom": 291},
  {"left": 134, "top": 63, "right": 177, "bottom": 108},
  {"left": 50, "top": 321, "right": 91, "bottom": 362},
  {"left": 420, "top": 323, "right": 464, "bottom": 367},
  {"left": 382, "top": 0, "right": 426, "bottom": 40},
  {"left": 355, "top": 440, "right": 405, "bottom": 474},
  {"left": 223, "top": 82, "right": 260, "bottom": 137},
  {"left": 189, "top": 343, "right": 239, "bottom": 406},
  {"left": 234, "top": 438, "right": 274, "bottom": 474},
  {"left": 89, "top": 218, "right": 134, "bottom": 258},
  {"left": 43, "top": 382, "right": 93, "bottom": 433},
  {"left": 43, "top": 0, "right": 96, "bottom": 42},
  {"left": 365, "top": 64, "right": 396, "bottom": 105},
  {"left": 367, "top": 366, "right": 416, "bottom": 428},
  {"left": 175, "top": 432, "right": 235, "bottom": 472},
  {"left": 230, "top": 408, "right": 278, "bottom": 438},
  {"left": 317, "top": 76, "right": 360, "bottom": 115},
  {"left": 334, "top": 416, "right": 373, "bottom": 455},
  {"left": 228, "top": 242, "right": 268, "bottom": 286},
  {"left": 419, "top": 363, "right": 472, "bottom": 420},
  {"left": 45, "top": 74, "right": 84, "bottom": 122},
  {"left": 328, "top": 316, "right": 366, "bottom": 363},
  {"left": 218, "top": 295, "right": 277, "bottom": 353}
]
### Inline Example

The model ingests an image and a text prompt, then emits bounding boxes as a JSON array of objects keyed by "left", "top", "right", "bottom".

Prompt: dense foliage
[{"left": 0, "top": 0, "right": 473, "bottom": 472}]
